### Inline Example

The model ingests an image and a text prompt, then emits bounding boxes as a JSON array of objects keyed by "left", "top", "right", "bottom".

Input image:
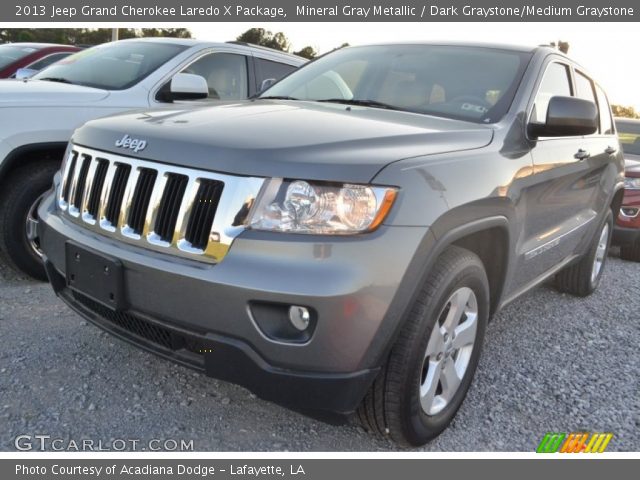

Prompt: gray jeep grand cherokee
[{"left": 38, "top": 43, "right": 624, "bottom": 446}]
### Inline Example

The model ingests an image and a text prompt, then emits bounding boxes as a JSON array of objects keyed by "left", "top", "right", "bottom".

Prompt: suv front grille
[{"left": 57, "top": 145, "right": 265, "bottom": 263}]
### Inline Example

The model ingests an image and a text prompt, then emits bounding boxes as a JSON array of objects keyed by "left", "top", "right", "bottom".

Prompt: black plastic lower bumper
[
  {"left": 44, "top": 259, "right": 379, "bottom": 423},
  {"left": 612, "top": 226, "right": 640, "bottom": 247}
]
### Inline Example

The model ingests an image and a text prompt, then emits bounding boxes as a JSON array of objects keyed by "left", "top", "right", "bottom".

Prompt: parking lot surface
[{"left": 1, "top": 250, "right": 638, "bottom": 451}]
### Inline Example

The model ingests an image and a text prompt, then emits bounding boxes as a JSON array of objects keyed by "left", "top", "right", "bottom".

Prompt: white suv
[{"left": 0, "top": 38, "right": 305, "bottom": 279}]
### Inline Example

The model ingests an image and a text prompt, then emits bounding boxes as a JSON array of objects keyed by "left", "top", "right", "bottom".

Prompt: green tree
[
  {"left": 236, "top": 28, "right": 290, "bottom": 51},
  {"left": 293, "top": 46, "right": 317, "bottom": 59},
  {"left": 549, "top": 40, "right": 569, "bottom": 54},
  {"left": 611, "top": 105, "right": 640, "bottom": 119}
]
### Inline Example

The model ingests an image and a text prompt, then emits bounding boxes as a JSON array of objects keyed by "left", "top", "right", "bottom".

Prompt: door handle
[
  {"left": 605, "top": 146, "right": 618, "bottom": 155},
  {"left": 574, "top": 149, "right": 591, "bottom": 160}
]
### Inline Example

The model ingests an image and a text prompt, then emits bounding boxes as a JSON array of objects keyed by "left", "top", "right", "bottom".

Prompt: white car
[{"left": 0, "top": 38, "right": 305, "bottom": 280}]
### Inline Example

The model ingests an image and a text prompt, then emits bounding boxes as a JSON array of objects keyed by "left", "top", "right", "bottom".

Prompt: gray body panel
[
  {"left": 39, "top": 44, "right": 625, "bottom": 416},
  {"left": 73, "top": 101, "right": 493, "bottom": 184}
]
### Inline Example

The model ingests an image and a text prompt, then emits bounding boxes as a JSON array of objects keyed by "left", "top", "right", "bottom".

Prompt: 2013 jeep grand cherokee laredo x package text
[{"left": 38, "top": 43, "right": 624, "bottom": 446}]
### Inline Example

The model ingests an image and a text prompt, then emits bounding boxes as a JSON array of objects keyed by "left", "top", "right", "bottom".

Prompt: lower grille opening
[
  {"left": 70, "top": 290, "right": 207, "bottom": 359},
  {"left": 73, "top": 291, "right": 173, "bottom": 349}
]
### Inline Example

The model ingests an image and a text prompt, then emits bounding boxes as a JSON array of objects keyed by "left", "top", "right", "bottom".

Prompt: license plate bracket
[{"left": 65, "top": 241, "right": 125, "bottom": 311}]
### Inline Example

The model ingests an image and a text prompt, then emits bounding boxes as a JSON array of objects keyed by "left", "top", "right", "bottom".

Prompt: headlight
[
  {"left": 624, "top": 177, "right": 640, "bottom": 190},
  {"left": 248, "top": 179, "right": 397, "bottom": 234}
]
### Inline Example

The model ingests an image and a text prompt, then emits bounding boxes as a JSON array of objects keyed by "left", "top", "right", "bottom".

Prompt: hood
[
  {"left": 0, "top": 79, "right": 109, "bottom": 106},
  {"left": 73, "top": 100, "right": 494, "bottom": 183}
]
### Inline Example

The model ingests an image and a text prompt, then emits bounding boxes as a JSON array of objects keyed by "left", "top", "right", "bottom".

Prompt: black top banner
[{"left": 5, "top": 0, "right": 639, "bottom": 22}]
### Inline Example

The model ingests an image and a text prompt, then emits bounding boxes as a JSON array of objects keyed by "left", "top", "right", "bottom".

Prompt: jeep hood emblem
[{"left": 115, "top": 134, "right": 147, "bottom": 153}]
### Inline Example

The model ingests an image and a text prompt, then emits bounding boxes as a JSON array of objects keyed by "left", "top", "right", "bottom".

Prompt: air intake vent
[
  {"left": 127, "top": 168, "right": 157, "bottom": 235},
  {"left": 87, "top": 159, "right": 109, "bottom": 218},
  {"left": 153, "top": 173, "right": 188, "bottom": 243},
  {"left": 185, "top": 179, "right": 224, "bottom": 250},
  {"left": 61, "top": 152, "right": 78, "bottom": 205},
  {"left": 72, "top": 155, "right": 92, "bottom": 209},
  {"left": 105, "top": 163, "right": 131, "bottom": 227}
]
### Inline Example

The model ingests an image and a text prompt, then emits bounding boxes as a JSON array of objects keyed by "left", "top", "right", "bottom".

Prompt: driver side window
[
  {"left": 532, "top": 62, "right": 572, "bottom": 124},
  {"left": 182, "top": 52, "right": 248, "bottom": 100}
]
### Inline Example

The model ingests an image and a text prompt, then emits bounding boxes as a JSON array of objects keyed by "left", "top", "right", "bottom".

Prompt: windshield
[
  {"left": 261, "top": 44, "right": 532, "bottom": 123},
  {"left": 32, "top": 41, "right": 187, "bottom": 90},
  {"left": 0, "top": 45, "right": 38, "bottom": 70},
  {"left": 616, "top": 120, "right": 640, "bottom": 156}
]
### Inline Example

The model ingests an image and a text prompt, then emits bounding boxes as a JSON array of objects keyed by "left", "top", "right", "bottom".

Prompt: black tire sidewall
[
  {"left": 401, "top": 259, "right": 489, "bottom": 445},
  {"left": 1, "top": 165, "right": 57, "bottom": 280},
  {"left": 588, "top": 210, "right": 613, "bottom": 291}
]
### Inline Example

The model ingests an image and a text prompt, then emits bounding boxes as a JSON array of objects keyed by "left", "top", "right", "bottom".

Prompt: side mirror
[
  {"left": 259, "top": 78, "right": 277, "bottom": 93},
  {"left": 15, "top": 68, "right": 38, "bottom": 80},
  {"left": 529, "top": 96, "right": 598, "bottom": 138},
  {"left": 168, "top": 73, "right": 209, "bottom": 101}
]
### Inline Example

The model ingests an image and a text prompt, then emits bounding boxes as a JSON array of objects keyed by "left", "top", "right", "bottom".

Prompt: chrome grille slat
[
  {"left": 97, "top": 162, "right": 118, "bottom": 232},
  {"left": 58, "top": 150, "right": 78, "bottom": 210},
  {"left": 80, "top": 157, "right": 100, "bottom": 224},
  {"left": 104, "top": 163, "right": 131, "bottom": 229},
  {"left": 126, "top": 168, "right": 157, "bottom": 238},
  {"left": 87, "top": 159, "right": 109, "bottom": 220},
  {"left": 58, "top": 145, "right": 265, "bottom": 263},
  {"left": 66, "top": 154, "right": 87, "bottom": 217},
  {"left": 118, "top": 166, "right": 141, "bottom": 238}
]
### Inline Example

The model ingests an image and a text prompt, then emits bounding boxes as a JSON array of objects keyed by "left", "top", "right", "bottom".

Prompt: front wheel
[
  {"left": 358, "top": 246, "right": 489, "bottom": 446},
  {"left": 0, "top": 162, "right": 59, "bottom": 281}
]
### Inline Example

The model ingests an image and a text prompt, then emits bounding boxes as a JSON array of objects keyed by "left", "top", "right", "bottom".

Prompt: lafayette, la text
[{"left": 16, "top": 463, "right": 306, "bottom": 477}]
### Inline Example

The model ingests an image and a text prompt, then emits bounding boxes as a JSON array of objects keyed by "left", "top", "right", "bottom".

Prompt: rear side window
[
  {"left": 574, "top": 71, "right": 597, "bottom": 104},
  {"left": 532, "top": 62, "right": 572, "bottom": 124},
  {"left": 255, "top": 58, "right": 296, "bottom": 84},
  {"left": 595, "top": 85, "right": 614, "bottom": 135}
]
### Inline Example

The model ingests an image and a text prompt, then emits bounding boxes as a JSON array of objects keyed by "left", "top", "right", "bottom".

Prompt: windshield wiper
[
  {"left": 316, "top": 98, "right": 400, "bottom": 111},
  {"left": 256, "top": 95, "right": 300, "bottom": 100},
  {"left": 38, "top": 77, "right": 74, "bottom": 84}
]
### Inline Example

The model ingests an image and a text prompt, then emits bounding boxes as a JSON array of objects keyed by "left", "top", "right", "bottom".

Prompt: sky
[{"left": 191, "top": 22, "right": 640, "bottom": 111}]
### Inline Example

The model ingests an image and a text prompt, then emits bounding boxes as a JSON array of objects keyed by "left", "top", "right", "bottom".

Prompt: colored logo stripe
[{"left": 537, "top": 432, "right": 613, "bottom": 453}]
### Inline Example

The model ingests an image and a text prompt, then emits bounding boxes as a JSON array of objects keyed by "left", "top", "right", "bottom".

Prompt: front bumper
[{"left": 38, "top": 192, "right": 430, "bottom": 417}]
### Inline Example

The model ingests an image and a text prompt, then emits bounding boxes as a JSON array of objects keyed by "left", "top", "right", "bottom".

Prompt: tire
[
  {"left": 0, "top": 161, "right": 59, "bottom": 281},
  {"left": 357, "top": 246, "right": 489, "bottom": 447},
  {"left": 620, "top": 241, "right": 640, "bottom": 262},
  {"left": 555, "top": 210, "right": 613, "bottom": 297}
]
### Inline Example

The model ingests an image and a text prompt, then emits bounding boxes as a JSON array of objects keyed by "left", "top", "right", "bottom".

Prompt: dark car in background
[
  {"left": 0, "top": 43, "right": 81, "bottom": 79},
  {"left": 612, "top": 118, "right": 640, "bottom": 261}
]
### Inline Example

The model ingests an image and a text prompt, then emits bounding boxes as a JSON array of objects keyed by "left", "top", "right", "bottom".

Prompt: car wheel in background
[{"left": 0, "top": 161, "right": 59, "bottom": 281}]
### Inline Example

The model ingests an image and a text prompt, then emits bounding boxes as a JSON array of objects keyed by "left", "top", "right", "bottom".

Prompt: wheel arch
[
  {"left": 362, "top": 211, "right": 513, "bottom": 371},
  {"left": 0, "top": 142, "right": 68, "bottom": 185}
]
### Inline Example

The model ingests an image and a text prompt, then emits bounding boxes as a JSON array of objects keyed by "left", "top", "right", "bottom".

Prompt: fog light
[{"left": 288, "top": 306, "right": 311, "bottom": 331}]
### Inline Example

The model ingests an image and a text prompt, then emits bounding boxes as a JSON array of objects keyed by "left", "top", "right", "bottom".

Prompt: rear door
[{"left": 514, "top": 60, "right": 600, "bottom": 288}]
